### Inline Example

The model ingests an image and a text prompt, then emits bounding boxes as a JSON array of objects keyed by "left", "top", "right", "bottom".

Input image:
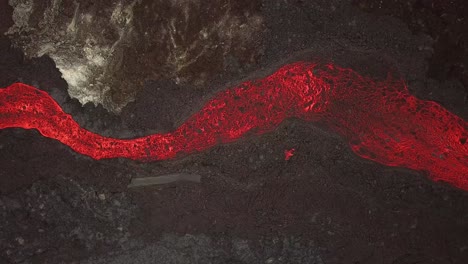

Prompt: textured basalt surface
[
  {"left": 1, "top": 0, "right": 468, "bottom": 263},
  {"left": 6, "top": 0, "right": 263, "bottom": 112}
]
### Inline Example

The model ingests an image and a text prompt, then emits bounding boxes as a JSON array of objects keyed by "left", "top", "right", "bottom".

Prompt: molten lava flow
[{"left": 0, "top": 62, "right": 467, "bottom": 190}]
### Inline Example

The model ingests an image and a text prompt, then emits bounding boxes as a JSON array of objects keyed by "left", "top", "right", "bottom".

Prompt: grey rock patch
[{"left": 128, "top": 173, "right": 201, "bottom": 188}]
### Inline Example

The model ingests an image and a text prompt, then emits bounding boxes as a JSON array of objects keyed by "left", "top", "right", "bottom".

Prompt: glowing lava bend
[{"left": 0, "top": 62, "right": 467, "bottom": 189}]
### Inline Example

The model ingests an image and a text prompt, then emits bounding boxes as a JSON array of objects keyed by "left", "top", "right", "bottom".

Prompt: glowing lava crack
[{"left": 1, "top": 62, "right": 467, "bottom": 190}]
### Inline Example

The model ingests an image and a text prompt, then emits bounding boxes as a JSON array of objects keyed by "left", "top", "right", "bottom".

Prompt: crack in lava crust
[{"left": 1, "top": 62, "right": 467, "bottom": 190}]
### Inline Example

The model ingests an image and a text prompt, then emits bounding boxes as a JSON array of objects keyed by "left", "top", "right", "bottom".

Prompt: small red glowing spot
[{"left": 284, "top": 148, "right": 295, "bottom": 161}]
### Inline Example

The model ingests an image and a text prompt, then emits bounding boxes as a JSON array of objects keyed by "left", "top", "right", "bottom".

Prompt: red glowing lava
[
  {"left": 0, "top": 62, "right": 467, "bottom": 190},
  {"left": 284, "top": 148, "right": 295, "bottom": 161}
]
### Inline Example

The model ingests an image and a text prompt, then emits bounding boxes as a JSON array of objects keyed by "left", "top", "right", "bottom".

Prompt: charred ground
[{"left": 1, "top": 0, "right": 468, "bottom": 263}]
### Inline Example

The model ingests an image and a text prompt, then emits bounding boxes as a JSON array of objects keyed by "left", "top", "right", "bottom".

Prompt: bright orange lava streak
[{"left": 1, "top": 62, "right": 467, "bottom": 189}]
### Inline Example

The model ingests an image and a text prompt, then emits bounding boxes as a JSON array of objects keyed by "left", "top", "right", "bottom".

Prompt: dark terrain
[{"left": 1, "top": 0, "right": 468, "bottom": 263}]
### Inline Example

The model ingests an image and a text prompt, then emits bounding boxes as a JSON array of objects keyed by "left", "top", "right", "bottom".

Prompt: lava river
[{"left": 0, "top": 62, "right": 467, "bottom": 190}]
